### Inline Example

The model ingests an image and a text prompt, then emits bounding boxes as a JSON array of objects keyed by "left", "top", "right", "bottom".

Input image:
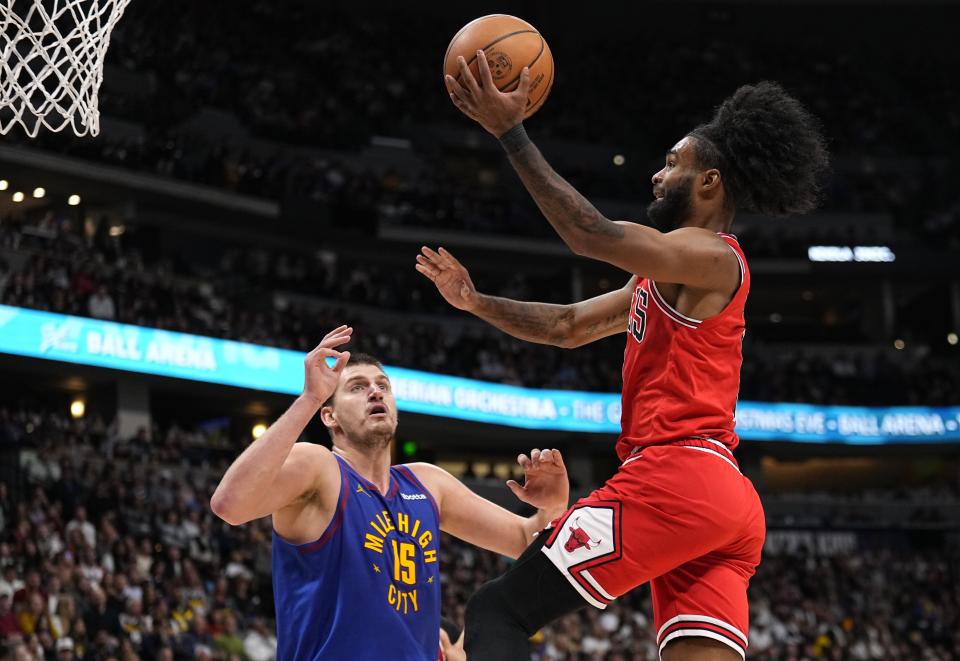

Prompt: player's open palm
[
  {"left": 302, "top": 326, "right": 352, "bottom": 406},
  {"left": 416, "top": 247, "right": 479, "bottom": 312},
  {"left": 507, "top": 448, "right": 569, "bottom": 514}
]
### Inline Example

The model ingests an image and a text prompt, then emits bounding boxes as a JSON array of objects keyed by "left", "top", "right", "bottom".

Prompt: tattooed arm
[
  {"left": 444, "top": 52, "right": 739, "bottom": 291},
  {"left": 499, "top": 130, "right": 625, "bottom": 257},
  {"left": 416, "top": 246, "right": 633, "bottom": 348},
  {"left": 474, "top": 284, "right": 632, "bottom": 348},
  {"left": 499, "top": 133, "right": 738, "bottom": 288}
]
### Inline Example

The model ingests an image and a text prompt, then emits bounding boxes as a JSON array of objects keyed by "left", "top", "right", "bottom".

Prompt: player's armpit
[{"left": 579, "top": 224, "right": 740, "bottom": 294}]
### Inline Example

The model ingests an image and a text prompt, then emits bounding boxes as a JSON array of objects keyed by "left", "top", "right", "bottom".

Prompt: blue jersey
[{"left": 272, "top": 455, "right": 442, "bottom": 660}]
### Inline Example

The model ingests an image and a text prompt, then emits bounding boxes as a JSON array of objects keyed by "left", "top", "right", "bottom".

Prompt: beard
[
  {"left": 344, "top": 419, "right": 395, "bottom": 450},
  {"left": 646, "top": 175, "right": 694, "bottom": 232}
]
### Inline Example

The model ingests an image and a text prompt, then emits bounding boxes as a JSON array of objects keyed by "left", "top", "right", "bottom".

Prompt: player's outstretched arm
[
  {"left": 408, "top": 448, "right": 569, "bottom": 559},
  {"left": 416, "top": 246, "right": 634, "bottom": 348},
  {"left": 210, "top": 327, "right": 352, "bottom": 526},
  {"left": 445, "top": 54, "right": 740, "bottom": 291}
]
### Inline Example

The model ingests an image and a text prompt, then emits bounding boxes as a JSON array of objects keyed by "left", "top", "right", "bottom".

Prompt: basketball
[{"left": 443, "top": 14, "right": 554, "bottom": 119}]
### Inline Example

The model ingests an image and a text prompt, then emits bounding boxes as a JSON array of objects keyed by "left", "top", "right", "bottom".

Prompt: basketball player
[
  {"left": 210, "top": 326, "right": 570, "bottom": 660},
  {"left": 422, "top": 55, "right": 829, "bottom": 660}
]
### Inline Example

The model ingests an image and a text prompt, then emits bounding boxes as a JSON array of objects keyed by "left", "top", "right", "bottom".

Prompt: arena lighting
[
  {"left": 0, "top": 180, "right": 7, "bottom": 191},
  {"left": 32, "top": 187, "right": 45, "bottom": 198},
  {"left": 948, "top": 333, "right": 958, "bottom": 346},
  {"left": 67, "top": 194, "right": 81, "bottom": 206},
  {"left": 11, "top": 191, "right": 24, "bottom": 202},
  {"left": 252, "top": 423, "right": 268, "bottom": 439},
  {"left": 612, "top": 154, "right": 625, "bottom": 166},
  {"left": 70, "top": 398, "right": 86, "bottom": 419},
  {"left": 807, "top": 245, "right": 896, "bottom": 263}
]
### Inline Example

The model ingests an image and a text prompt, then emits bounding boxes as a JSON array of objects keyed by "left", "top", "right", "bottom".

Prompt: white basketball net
[{"left": 0, "top": 0, "right": 131, "bottom": 137}]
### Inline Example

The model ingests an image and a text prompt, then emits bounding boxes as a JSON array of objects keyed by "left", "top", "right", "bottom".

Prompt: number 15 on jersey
[{"left": 628, "top": 286, "right": 649, "bottom": 344}]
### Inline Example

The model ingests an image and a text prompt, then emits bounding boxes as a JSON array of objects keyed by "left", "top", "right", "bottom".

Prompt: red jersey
[{"left": 616, "top": 233, "right": 749, "bottom": 460}]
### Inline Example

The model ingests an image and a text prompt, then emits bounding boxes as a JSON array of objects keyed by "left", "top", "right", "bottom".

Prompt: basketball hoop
[{"left": 1, "top": 0, "right": 131, "bottom": 137}]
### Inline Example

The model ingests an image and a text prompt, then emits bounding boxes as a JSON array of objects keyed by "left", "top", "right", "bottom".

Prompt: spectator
[
  {"left": 0, "top": 593, "right": 19, "bottom": 639},
  {"left": 87, "top": 285, "right": 116, "bottom": 320},
  {"left": 49, "top": 594, "right": 76, "bottom": 640},
  {"left": 65, "top": 507, "right": 95, "bottom": 550},
  {"left": 243, "top": 617, "right": 277, "bottom": 661},
  {"left": 0, "top": 565, "right": 22, "bottom": 601},
  {"left": 16, "top": 592, "right": 46, "bottom": 637},
  {"left": 55, "top": 636, "right": 75, "bottom": 660},
  {"left": 213, "top": 611, "right": 245, "bottom": 658}
]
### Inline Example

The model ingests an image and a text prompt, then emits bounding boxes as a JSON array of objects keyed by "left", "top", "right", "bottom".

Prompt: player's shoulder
[
  {"left": 288, "top": 442, "right": 340, "bottom": 484},
  {"left": 668, "top": 227, "right": 743, "bottom": 285},
  {"left": 667, "top": 226, "right": 736, "bottom": 247},
  {"left": 715, "top": 231, "right": 746, "bottom": 255},
  {"left": 289, "top": 440, "right": 335, "bottom": 460},
  {"left": 400, "top": 461, "right": 450, "bottom": 484},
  {"left": 399, "top": 462, "right": 450, "bottom": 501}
]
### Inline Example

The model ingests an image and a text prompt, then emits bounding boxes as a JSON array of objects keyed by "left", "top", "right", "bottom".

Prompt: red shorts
[{"left": 541, "top": 439, "right": 765, "bottom": 659}]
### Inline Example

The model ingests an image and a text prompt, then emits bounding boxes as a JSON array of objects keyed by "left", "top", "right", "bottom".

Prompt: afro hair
[{"left": 690, "top": 81, "right": 830, "bottom": 216}]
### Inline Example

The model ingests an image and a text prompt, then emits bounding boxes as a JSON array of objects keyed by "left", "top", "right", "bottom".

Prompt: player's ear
[
  {"left": 319, "top": 405, "right": 337, "bottom": 429},
  {"left": 701, "top": 168, "right": 722, "bottom": 191}
]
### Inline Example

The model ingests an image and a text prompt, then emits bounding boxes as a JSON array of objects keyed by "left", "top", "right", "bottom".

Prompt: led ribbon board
[{"left": 1, "top": 305, "right": 957, "bottom": 443}]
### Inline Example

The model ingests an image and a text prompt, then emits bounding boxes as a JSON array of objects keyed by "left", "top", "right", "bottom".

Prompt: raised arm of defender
[
  {"left": 409, "top": 448, "right": 569, "bottom": 560},
  {"left": 210, "top": 327, "right": 352, "bottom": 528},
  {"left": 417, "top": 246, "right": 634, "bottom": 349},
  {"left": 212, "top": 325, "right": 572, "bottom": 558}
]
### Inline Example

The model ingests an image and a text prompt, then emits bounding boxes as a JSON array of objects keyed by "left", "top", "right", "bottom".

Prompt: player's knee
[{"left": 465, "top": 578, "right": 506, "bottom": 625}]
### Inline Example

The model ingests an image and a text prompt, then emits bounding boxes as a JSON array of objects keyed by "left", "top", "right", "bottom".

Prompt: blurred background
[{"left": 0, "top": 1, "right": 958, "bottom": 659}]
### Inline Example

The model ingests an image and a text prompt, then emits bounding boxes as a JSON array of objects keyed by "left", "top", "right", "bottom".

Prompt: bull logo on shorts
[{"left": 564, "top": 517, "right": 603, "bottom": 553}]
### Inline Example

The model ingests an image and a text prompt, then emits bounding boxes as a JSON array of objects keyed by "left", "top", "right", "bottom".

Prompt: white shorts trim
[
  {"left": 659, "top": 629, "right": 745, "bottom": 660},
  {"left": 683, "top": 446, "right": 740, "bottom": 473},
  {"left": 657, "top": 614, "right": 748, "bottom": 645},
  {"left": 621, "top": 454, "right": 643, "bottom": 467},
  {"left": 539, "top": 547, "right": 609, "bottom": 609},
  {"left": 580, "top": 569, "right": 616, "bottom": 602},
  {"left": 540, "top": 505, "right": 619, "bottom": 610},
  {"left": 693, "top": 437, "right": 734, "bottom": 453}
]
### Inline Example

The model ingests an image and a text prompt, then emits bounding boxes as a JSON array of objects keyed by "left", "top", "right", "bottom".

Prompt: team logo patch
[
  {"left": 555, "top": 506, "right": 615, "bottom": 560},
  {"left": 541, "top": 502, "right": 621, "bottom": 609}
]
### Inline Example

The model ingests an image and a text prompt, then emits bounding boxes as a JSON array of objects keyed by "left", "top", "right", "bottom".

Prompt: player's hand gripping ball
[{"left": 443, "top": 14, "right": 553, "bottom": 135}]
